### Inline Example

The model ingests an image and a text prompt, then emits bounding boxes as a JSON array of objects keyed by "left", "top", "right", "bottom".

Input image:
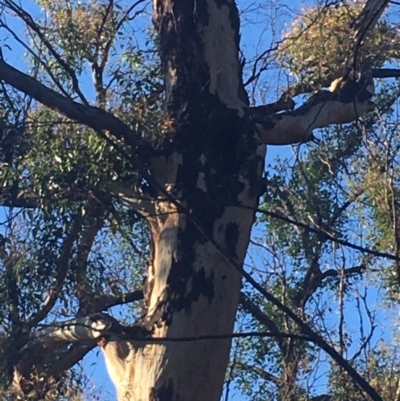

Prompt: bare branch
[
  {"left": 29, "top": 312, "right": 311, "bottom": 347},
  {"left": 74, "top": 217, "right": 105, "bottom": 314},
  {"left": 252, "top": 89, "right": 374, "bottom": 145},
  {"left": 98, "top": 0, "right": 147, "bottom": 72},
  {"left": 0, "top": 19, "right": 71, "bottom": 99},
  {"left": 45, "top": 344, "right": 94, "bottom": 378},
  {"left": 239, "top": 268, "right": 383, "bottom": 401},
  {"left": 104, "top": 181, "right": 156, "bottom": 216},
  {"left": 233, "top": 361, "right": 280, "bottom": 384},
  {"left": 3, "top": 0, "right": 88, "bottom": 104},
  {"left": 250, "top": 206, "right": 400, "bottom": 262},
  {"left": 351, "top": 0, "right": 390, "bottom": 69},
  {"left": 27, "top": 214, "right": 84, "bottom": 326},
  {"left": 239, "top": 293, "right": 280, "bottom": 334},
  {"left": 30, "top": 313, "right": 115, "bottom": 345},
  {"left": 239, "top": 293, "right": 285, "bottom": 350},
  {"left": 297, "top": 265, "right": 367, "bottom": 307},
  {"left": 373, "top": 68, "right": 400, "bottom": 78},
  {"left": 95, "top": 289, "right": 144, "bottom": 311}
]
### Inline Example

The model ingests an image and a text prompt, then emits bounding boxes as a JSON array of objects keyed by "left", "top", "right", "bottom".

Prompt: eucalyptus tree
[{"left": 0, "top": 0, "right": 398, "bottom": 400}]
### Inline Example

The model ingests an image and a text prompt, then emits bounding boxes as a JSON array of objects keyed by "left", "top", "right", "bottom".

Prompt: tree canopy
[{"left": 0, "top": 0, "right": 400, "bottom": 401}]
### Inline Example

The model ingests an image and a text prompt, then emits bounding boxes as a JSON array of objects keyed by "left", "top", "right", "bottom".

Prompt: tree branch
[
  {"left": 252, "top": 206, "right": 400, "bottom": 261},
  {"left": 94, "top": 289, "right": 144, "bottom": 311},
  {"left": 239, "top": 267, "right": 383, "bottom": 401},
  {"left": 298, "top": 265, "right": 367, "bottom": 307},
  {"left": 103, "top": 181, "right": 156, "bottom": 215},
  {"left": 239, "top": 293, "right": 280, "bottom": 333},
  {"left": 30, "top": 313, "right": 115, "bottom": 345},
  {"left": 74, "top": 217, "right": 105, "bottom": 315},
  {"left": 26, "top": 214, "right": 84, "bottom": 326},
  {"left": 232, "top": 361, "right": 280, "bottom": 384},
  {"left": 289, "top": 68, "right": 400, "bottom": 97},
  {"left": 98, "top": 0, "right": 147, "bottom": 73},
  {"left": 252, "top": 89, "right": 374, "bottom": 145},
  {"left": 372, "top": 67, "right": 400, "bottom": 78},
  {"left": 351, "top": 0, "right": 390, "bottom": 68},
  {"left": 44, "top": 344, "right": 95, "bottom": 378},
  {"left": 0, "top": 58, "right": 153, "bottom": 158},
  {"left": 3, "top": 0, "right": 88, "bottom": 104},
  {"left": 0, "top": 187, "right": 40, "bottom": 208},
  {"left": 239, "top": 293, "right": 285, "bottom": 350}
]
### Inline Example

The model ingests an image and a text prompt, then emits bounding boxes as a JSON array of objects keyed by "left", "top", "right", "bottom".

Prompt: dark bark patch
[
  {"left": 171, "top": 99, "right": 254, "bottom": 233},
  {"left": 194, "top": 0, "right": 209, "bottom": 26},
  {"left": 186, "top": 267, "right": 215, "bottom": 306},
  {"left": 151, "top": 378, "right": 174, "bottom": 401},
  {"left": 168, "top": 263, "right": 215, "bottom": 312},
  {"left": 225, "top": 222, "right": 239, "bottom": 258},
  {"left": 251, "top": 113, "right": 276, "bottom": 130},
  {"left": 161, "top": 222, "right": 216, "bottom": 316}
]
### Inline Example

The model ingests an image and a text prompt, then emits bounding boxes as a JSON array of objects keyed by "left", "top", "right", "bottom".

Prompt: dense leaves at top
[{"left": 277, "top": 0, "right": 400, "bottom": 90}]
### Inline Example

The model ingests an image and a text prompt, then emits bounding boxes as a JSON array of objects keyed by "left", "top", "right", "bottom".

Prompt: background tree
[{"left": 0, "top": 0, "right": 399, "bottom": 401}]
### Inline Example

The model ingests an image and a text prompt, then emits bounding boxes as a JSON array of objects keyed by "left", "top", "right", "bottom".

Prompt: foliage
[
  {"left": 227, "top": 79, "right": 400, "bottom": 401},
  {"left": 1, "top": 0, "right": 400, "bottom": 401},
  {"left": 0, "top": 0, "right": 158, "bottom": 398},
  {"left": 277, "top": 0, "right": 400, "bottom": 90}
]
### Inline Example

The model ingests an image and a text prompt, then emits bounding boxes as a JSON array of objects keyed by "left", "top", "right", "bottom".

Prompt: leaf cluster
[{"left": 277, "top": 1, "right": 400, "bottom": 90}]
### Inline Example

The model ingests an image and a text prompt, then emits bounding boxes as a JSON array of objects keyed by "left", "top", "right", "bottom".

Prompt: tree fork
[{"left": 0, "top": 0, "right": 390, "bottom": 399}]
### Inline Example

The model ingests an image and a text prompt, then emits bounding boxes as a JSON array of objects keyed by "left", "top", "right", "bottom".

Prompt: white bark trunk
[
  {"left": 100, "top": 150, "right": 264, "bottom": 400},
  {"left": 0, "top": 0, "right": 388, "bottom": 400}
]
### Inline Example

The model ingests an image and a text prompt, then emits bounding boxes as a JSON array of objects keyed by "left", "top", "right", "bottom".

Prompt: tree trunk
[
  {"left": 102, "top": 202, "right": 259, "bottom": 400},
  {"left": 100, "top": 0, "right": 265, "bottom": 400},
  {"left": 0, "top": 0, "right": 392, "bottom": 400}
]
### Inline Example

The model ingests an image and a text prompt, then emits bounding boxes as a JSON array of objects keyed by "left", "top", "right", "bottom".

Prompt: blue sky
[
  {"left": 1, "top": 0, "right": 398, "bottom": 400},
  {"left": 0, "top": 1, "right": 303, "bottom": 398}
]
